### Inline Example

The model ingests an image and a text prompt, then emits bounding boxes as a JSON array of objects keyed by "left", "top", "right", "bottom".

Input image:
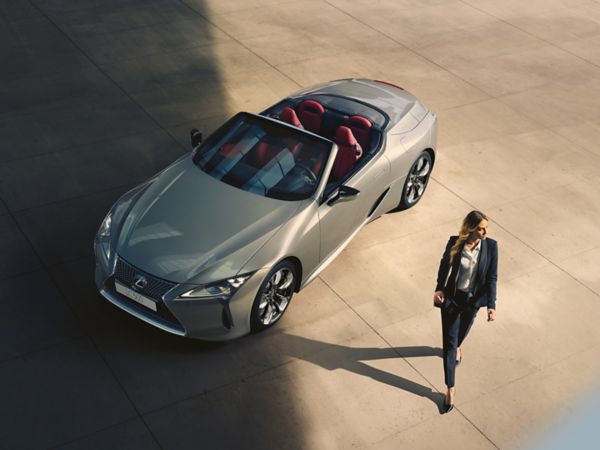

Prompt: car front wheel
[
  {"left": 250, "top": 261, "right": 296, "bottom": 332},
  {"left": 398, "top": 151, "right": 432, "bottom": 210}
]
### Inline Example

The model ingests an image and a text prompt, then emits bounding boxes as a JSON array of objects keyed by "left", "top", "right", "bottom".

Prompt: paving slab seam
[
  {"left": 494, "top": 92, "right": 600, "bottom": 131},
  {"left": 445, "top": 69, "right": 568, "bottom": 100},
  {"left": 133, "top": 323, "right": 384, "bottom": 416},
  {"left": 321, "top": 0, "right": 492, "bottom": 100},
  {"left": 460, "top": 0, "right": 600, "bottom": 72},
  {"left": 27, "top": 1, "right": 188, "bottom": 157},
  {"left": 318, "top": 275, "right": 443, "bottom": 393},
  {"left": 42, "top": 253, "right": 92, "bottom": 270},
  {"left": 45, "top": 277, "right": 166, "bottom": 450},
  {"left": 4, "top": 181, "right": 139, "bottom": 214},
  {"left": 366, "top": 406, "right": 491, "bottom": 450},
  {"left": 544, "top": 126, "right": 600, "bottom": 160},
  {"left": 499, "top": 263, "right": 556, "bottom": 285},
  {"left": 88, "top": 38, "right": 234, "bottom": 64},
  {"left": 136, "top": 354, "right": 294, "bottom": 416},
  {"left": 0, "top": 266, "right": 46, "bottom": 284},
  {"left": 356, "top": 213, "right": 463, "bottom": 253},
  {"left": 0, "top": 195, "right": 164, "bottom": 448},
  {"left": 429, "top": 177, "right": 600, "bottom": 299},
  {"left": 0, "top": 129, "right": 186, "bottom": 165},
  {"left": 436, "top": 96, "right": 499, "bottom": 112},
  {"left": 0, "top": 335, "right": 88, "bottom": 367},
  {"left": 47, "top": 416, "right": 149, "bottom": 450},
  {"left": 318, "top": 275, "right": 502, "bottom": 449},
  {"left": 0, "top": 197, "right": 49, "bottom": 274},
  {"left": 459, "top": 342, "right": 600, "bottom": 412},
  {"left": 177, "top": 0, "right": 303, "bottom": 90},
  {"left": 439, "top": 178, "right": 596, "bottom": 222},
  {"left": 209, "top": 0, "right": 300, "bottom": 17},
  {"left": 439, "top": 97, "right": 499, "bottom": 113}
]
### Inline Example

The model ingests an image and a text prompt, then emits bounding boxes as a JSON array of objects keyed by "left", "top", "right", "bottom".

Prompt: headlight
[
  {"left": 96, "top": 210, "right": 114, "bottom": 260},
  {"left": 177, "top": 274, "right": 252, "bottom": 300},
  {"left": 98, "top": 211, "right": 112, "bottom": 238}
]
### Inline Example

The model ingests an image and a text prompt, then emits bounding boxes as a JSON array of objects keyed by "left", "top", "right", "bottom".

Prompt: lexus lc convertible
[{"left": 94, "top": 79, "right": 437, "bottom": 340}]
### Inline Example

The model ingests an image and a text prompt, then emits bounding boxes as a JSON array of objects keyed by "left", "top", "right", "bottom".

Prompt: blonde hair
[{"left": 449, "top": 210, "right": 488, "bottom": 263}]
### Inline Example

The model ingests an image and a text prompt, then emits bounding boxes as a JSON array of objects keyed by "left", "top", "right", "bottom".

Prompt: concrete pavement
[{"left": 1, "top": 0, "right": 599, "bottom": 449}]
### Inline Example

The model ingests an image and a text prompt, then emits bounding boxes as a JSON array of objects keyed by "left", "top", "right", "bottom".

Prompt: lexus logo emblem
[{"left": 133, "top": 274, "right": 148, "bottom": 290}]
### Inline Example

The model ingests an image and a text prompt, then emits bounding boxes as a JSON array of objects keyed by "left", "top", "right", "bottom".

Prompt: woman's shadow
[{"left": 277, "top": 333, "right": 446, "bottom": 413}]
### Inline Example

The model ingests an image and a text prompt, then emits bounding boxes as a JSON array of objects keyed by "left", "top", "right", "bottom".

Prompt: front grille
[
  {"left": 114, "top": 257, "right": 176, "bottom": 300},
  {"left": 111, "top": 256, "right": 183, "bottom": 331},
  {"left": 112, "top": 286, "right": 184, "bottom": 331}
]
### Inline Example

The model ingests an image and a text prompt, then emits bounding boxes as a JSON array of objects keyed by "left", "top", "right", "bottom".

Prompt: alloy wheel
[
  {"left": 404, "top": 154, "right": 431, "bottom": 205},
  {"left": 257, "top": 268, "right": 294, "bottom": 326}
]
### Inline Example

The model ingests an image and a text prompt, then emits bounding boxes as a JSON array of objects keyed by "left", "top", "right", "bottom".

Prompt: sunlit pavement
[{"left": 1, "top": 1, "right": 599, "bottom": 449}]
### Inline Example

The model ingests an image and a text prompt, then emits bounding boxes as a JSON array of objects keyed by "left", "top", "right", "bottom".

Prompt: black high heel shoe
[{"left": 443, "top": 389, "right": 455, "bottom": 413}]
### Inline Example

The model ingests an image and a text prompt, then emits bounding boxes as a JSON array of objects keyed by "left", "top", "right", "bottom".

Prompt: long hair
[{"left": 449, "top": 210, "right": 488, "bottom": 263}]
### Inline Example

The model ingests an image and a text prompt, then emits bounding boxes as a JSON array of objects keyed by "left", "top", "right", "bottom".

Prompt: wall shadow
[{"left": 0, "top": 0, "right": 310, "bottom": 449}]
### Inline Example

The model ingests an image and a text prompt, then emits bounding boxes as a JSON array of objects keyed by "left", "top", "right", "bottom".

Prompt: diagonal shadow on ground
[{"left": 277, "top": 333, "right": 445, "bottom": 409}]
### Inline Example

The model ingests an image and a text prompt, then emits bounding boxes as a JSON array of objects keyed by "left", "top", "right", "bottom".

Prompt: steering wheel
[{"left": 295, "top": 161, "right": 317, "bottom": 185}]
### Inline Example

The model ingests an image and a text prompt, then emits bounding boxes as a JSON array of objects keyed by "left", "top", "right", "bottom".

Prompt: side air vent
[{"left": 368, "top": 188, "right": 390, "bottom": 217}]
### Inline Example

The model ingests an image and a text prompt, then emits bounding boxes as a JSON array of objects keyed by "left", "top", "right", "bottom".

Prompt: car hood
[{"left": 117, "top": 156, "right": 300, "bottom": 284}]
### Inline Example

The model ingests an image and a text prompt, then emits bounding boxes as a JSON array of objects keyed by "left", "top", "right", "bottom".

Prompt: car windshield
[{"left": 193, "top": 114, "right": 332, "bottom": 201}]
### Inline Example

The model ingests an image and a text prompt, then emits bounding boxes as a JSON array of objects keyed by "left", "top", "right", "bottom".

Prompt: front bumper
[{"left": 94, "top": 247, "right": 268, "bottom": 341}]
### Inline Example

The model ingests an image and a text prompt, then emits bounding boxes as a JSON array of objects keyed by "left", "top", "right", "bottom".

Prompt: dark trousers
[{"left": 441, "top": 290, "right": 479, "bottom": 388}]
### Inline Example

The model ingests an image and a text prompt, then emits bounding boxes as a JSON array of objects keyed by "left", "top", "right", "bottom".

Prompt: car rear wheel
[
  {"left": 398, "top": 151, "right": 432, "bottom": 210},
  {"left": 250, "top": 261, "right": 296, "bottom": 332}
]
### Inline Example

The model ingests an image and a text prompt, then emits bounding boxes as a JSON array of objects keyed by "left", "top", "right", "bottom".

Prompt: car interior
[
  {"left": 196, "top": 95, "right": 386, "bottom": 202},
  {"left": 263, "top": 97, "right": 383, "bottom": 189},
  {"left": 194, "top": 114, "right": 333, "bottom": 201}
]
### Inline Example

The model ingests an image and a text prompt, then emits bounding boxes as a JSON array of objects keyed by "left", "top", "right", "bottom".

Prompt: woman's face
[{"left": 469, "top": 219, "right": 488, "bottom": 241}]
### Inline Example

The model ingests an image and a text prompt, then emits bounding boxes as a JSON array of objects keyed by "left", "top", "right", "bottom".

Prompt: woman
[{"left": 433, "top": 210, "right": 498, "bottom": 413}]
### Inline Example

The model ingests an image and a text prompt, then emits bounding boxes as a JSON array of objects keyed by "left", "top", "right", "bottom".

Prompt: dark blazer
[{"left": 435, "top": 236, "right": 498, "bottom": 309}]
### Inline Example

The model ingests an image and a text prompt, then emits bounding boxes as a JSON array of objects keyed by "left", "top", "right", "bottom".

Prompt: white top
[{"left": 456, "top": 240, "right": 481, "bottom": 292}]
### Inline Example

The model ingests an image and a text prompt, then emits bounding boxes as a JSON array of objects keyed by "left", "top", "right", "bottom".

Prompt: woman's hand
[
  {"left": 487, "top": 308, "right": 496, "bottom": 322},
  {"left": 433, "top": 290, "right": 445, "bottom": 306}
]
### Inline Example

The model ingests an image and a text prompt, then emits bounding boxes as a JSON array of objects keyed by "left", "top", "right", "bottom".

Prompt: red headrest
[
  {"left": 334, "top": 126, "right": 357, "bottom": 146},
  {"left": 335, "top": 126, "right": 362, "bottom": 160},
  {"left": 279, "top": 107, "right": 303, "bottom": 128},
  {"left": 297, "top": 100, "right": 324, "bottom": 133},
  {"left": 298, "top": 100, "right": 324, "bottom": 115},
  {"left": 346, "top": 115, "right": 372, "bottom": 130},
  {"left": 345, "top": 115, "right": 372, "bottom": 150}
]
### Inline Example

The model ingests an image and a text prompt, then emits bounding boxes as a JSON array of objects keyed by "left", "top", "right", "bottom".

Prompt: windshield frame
[{"left": 193, "top": 112, "right": 336, "bottom": 202}]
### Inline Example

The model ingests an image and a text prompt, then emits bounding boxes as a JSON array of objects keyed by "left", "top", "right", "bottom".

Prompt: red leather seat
[
  {"left": 219, "top": 143, "right": 238, "bottom": 158},
  {"left": 278, "top": 107, "right": 304, "bottom": 156},
  {"left": 279, "top": 106, "right": 303, "bottom": 128},
  {"left": 247, "top": 141, "right": 280, "bottom": 167},
  {"left": 297, "top": 100, "right": 324, "bottom": 134},
  {"left": 331, "top": 126, "right": 361, "bottom": 181},
  {"left": 345, "top": 115, "right": 372, "bottom": 153}
]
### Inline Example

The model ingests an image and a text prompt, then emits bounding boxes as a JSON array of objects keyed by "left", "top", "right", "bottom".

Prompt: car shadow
[{"left": 274, "top": 333, "right": 446, "bottom": 411}]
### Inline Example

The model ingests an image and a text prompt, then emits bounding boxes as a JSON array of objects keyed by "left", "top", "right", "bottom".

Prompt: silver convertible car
[{"left": 94, "top": 79, "right": 437, "bottom": 340}]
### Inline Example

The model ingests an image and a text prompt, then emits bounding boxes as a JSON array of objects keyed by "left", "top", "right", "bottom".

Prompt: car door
[{"left": 317, "top": 153, "right": 391, "bottom": 261}]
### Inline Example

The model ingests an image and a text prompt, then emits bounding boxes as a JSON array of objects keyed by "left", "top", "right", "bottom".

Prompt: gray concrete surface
[{"left": 1, "top": 0, "right": 599, "bottom": 449}]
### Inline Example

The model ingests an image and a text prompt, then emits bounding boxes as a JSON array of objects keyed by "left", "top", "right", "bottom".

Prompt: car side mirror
[
  {"left": 190, "top": 128, "right": 203, "bottom": 148},
  {"left": 327, "top": 185, "right": 360, "bottom": 206}
]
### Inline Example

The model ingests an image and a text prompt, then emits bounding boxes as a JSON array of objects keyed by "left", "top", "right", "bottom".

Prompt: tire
[
  {"left": 398, "top": 151, "right": 432, "bottom": 210},
  {"left": 250, "top": 260, "right": 296, "bottom": 332}
]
